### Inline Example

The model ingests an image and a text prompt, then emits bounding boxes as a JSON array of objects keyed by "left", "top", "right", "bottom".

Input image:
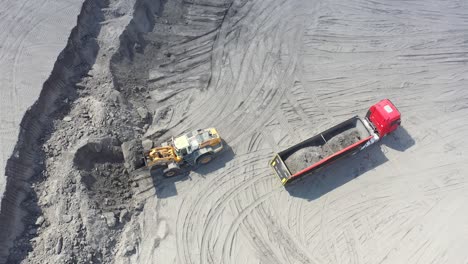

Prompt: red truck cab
[{"left": 366, "top": 99, "right": 401, "bottom": 137}]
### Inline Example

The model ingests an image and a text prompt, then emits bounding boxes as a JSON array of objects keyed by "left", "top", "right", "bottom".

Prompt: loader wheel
[
  {"left": 197, "top": 153, "right": 214, "bottom": 165},
  {"left": 163, "top": 168, "right": 181, "bottom": 178}
]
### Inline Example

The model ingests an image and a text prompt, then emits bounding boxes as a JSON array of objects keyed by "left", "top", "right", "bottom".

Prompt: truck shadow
[
  {"left": 152, "top": 143, "right": 235, "bottom": 199},
  {"left": 381, "top": 126, "right": 415, "bottom": 152},
  {"left": 285, "top": 126, "right": 414, "bottom": 200}
]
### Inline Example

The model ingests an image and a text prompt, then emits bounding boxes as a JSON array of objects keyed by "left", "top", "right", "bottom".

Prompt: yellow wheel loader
[{"left": 143, "top": 128, "right": 223, "bottom": 177}]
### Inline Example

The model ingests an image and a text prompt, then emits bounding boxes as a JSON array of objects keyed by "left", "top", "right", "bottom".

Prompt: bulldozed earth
[{"left": 1, "top": 0, "right": 468, "bottom": 263}]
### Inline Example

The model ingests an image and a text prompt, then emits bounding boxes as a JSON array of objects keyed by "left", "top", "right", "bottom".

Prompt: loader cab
[
  {"left": 366, "top": 99, "right": 401, "bottom": 137},
  {"left": 173, "top": 135, "right": 191, "bottom": 158},
  {"left": 173, "top": 133, "right": 199, "bottom": 158},
  {"left": 175, "top": 146, "right": 188, "bottom": 157}
]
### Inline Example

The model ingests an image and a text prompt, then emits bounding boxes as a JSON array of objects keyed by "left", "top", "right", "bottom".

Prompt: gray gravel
[{"left": 284, "top": 129, "right": 362, "bottom": 174}]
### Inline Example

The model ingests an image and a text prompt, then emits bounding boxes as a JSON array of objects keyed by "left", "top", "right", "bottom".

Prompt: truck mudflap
[{"left": 270, "top": 154, "right": 292, "bottom": 185}]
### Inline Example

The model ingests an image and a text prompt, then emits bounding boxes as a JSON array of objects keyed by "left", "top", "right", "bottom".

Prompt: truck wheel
[
  {"left": 197, "top": 153, "right": 214, "bottom": 165},
  {"left": 163, "top": 168, "right": 181, "bottom": 178}
]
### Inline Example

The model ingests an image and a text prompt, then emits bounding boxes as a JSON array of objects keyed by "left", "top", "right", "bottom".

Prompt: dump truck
[
  {"left": 270, "top": 99, "right": 401, "bottom": 185},
  {"left": 144, "top": 128, "right": 223, "bottom": 177}
]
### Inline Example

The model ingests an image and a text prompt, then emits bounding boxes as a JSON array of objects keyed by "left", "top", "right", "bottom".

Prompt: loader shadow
[
  {"left": 152, "top": 144, "right": 235, "bottom": 199},
  {"left": 194, "top": 144, "right": 235, "bottom": 176},
  {"left": 286, "top": 126, "right": 414, "bottom": 200}
]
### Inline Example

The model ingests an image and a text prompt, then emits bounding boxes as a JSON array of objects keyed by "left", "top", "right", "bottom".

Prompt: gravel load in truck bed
[{"left": 284, "top": 129, "right": 362, "bottom": 175}]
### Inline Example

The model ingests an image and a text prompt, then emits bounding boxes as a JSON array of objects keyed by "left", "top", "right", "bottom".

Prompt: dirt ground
[{"left": 1, "top": 0, "right": 468, "bottom": 263}]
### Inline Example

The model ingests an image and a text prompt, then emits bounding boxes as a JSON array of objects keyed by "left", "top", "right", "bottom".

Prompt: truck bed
[{"left": 271, "top": 116, "right": 373, "bottom": 185}]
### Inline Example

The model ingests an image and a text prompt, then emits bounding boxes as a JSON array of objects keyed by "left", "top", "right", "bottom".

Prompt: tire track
[
  {"left": 197, "top": 171, "right": 271, "bottom": 264},
  {"left": 221, "top": 184, "right": 283, "bottom": 264},
  {"left": 174, "top": 151, "right": 272, "bottom": 264},
  {"left": 12, "top": 2, "right": 79, "bottom": 115},
  {"left": 253, "top": 188, "right": 321, "bottom": 264},
  {"left": 177, "top": 0, "right": 315, "bottom": 144}
]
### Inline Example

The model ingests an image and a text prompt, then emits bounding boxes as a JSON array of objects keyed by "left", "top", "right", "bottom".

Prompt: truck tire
[
  {"left": 163, "top": 167, "right": 181, "bottom": 178},
  {"left": 197, "top": 153, "right": 214, "bottom": 165}
]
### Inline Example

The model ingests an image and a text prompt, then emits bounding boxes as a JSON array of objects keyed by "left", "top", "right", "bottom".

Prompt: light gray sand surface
[{"left": 1, "top": 0, "right": 468, "bottom": 263}]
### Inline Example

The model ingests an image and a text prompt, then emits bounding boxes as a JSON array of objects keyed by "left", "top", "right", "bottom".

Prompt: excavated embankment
[
  {"left": 0, "top": 1, "right": 106, "bottom": 262},
  {"left": 0, "top": 0, "right": 232, "bottom": 263}
]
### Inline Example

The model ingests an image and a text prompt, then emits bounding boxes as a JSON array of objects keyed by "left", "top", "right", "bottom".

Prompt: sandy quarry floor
[{"left": 1, "top": 0, "right": 468, "bottom": 263}]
